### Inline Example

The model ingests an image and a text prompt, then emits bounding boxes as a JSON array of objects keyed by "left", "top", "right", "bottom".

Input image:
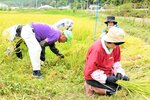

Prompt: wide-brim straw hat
[{"left": 103, "top": 27, "right": 125, "bottom": 43}]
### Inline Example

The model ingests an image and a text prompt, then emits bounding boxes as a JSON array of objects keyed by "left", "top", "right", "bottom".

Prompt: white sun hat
[{"left": 103, "top": 27, "right": 125, "bottom": 43}]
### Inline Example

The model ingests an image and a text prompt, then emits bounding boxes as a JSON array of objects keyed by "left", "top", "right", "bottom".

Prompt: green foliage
[
  {"left": 115, "top": 3, "right": 133, "bottom": 17},
  {"left": 102, "top": 2, "right": 150, "bottom": 18},
  {"left": 130, "top": 10, "right": 147, "bottom": 18},
  {"left": 1, "top": 0, "right": 150, "bottom": 10}
]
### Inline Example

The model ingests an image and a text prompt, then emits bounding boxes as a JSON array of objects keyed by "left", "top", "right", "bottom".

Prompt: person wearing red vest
[{"left": 84, "top": 27, "right": 129, "bottom": 96}]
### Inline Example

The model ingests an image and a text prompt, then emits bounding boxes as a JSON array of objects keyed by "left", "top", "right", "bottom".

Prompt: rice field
[{"left": 0, "top": 10, "right": 150, "bottom": 100}]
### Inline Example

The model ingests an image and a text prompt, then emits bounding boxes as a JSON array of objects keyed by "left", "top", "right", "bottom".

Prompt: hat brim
[
  {"left": 66, "top": 38, "right": 71, "bottom": 44},
  {"left": 114, "top": 42, "right": 125, "bottom": 45},
  {"left": 102, "top": 34, "right": 124, "bottom": 43},
  {"left": 63, "top": 30, "right": 72, "bottom": 45},
  {"left": 104, "top": 21, "right": 117, "bottom": 25},
  {"left": 64, "top": 35, "right": 71, "bottom": 44}
]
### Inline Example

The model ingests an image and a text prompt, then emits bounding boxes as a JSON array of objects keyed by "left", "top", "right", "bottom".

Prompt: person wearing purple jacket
[{"left": 3, "top": 22, "right": 72, "bottom": 78}]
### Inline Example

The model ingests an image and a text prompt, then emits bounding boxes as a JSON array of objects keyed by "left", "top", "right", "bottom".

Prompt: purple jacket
[{"left": 31, "top": 22, "right": 60, "bottom": 45}]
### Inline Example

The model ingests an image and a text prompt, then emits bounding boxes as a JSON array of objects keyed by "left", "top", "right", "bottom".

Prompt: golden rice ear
[
  {"left": 5, "top": 46, "right": 15, "bottom": 56},
  {"left": 2, "top": 30, "right": 13, "bottom": 48},
  {"left": 2, "top": 29, "right": 11, "bottom": 40}
]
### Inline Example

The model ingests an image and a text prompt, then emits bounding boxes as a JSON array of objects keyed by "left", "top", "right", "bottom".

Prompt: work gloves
[
  {"left": 122, "top": 75, "right": 130, "bottom": 81},
  {"left": 116, "top": 73, "right": 130, "bottom": 81},
  {"left": 106, "top": 73, "right": 130, "bottom": 83},
  {"left": 116, "top": 73, "right": 122, "bottom": 80},
  {"left": 15, "top": 48, "right": 22, "bottom": 59},
  {"left": 57, "top": 52, "right": 64, "bottom": 58}
]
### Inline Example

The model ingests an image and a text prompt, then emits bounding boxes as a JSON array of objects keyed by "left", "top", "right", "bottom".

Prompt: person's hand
[
  {"left": 106, "top": 76, "right": 117, "bottom": 83},
  {"left": 57, "top": 52, "right": 64, "bottom": 58},
  {"left": 15, "top": 48, "right": 22, "bottom": 59},
  {"left": 122, "top": 75, "right": 130, "bottom": 81},
  {"left": 116, "top": 73, "right": 123, "bottom": 80},
  {"left": 116, "top": 73, "right": 130, "bottom": 81}
]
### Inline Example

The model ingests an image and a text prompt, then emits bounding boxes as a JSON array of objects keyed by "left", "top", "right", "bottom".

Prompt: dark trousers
[{"left": 86, "top": 80, "right": 121, "bottom": 92}]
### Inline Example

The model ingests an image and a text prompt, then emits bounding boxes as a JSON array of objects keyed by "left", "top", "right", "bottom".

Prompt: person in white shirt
[
  {"left": 53, "top": 18, "right": 74, "bottom": 31},
  {"left": 3, "top": 24, "right": 24, "bottom": 59}
]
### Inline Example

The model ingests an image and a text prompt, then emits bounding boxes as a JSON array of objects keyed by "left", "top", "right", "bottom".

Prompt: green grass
[{"left": 0, "top": 10, "right": 150, "bottom": 100}]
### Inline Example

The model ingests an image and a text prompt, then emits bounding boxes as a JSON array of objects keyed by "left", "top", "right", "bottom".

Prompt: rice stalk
[{"left": 117, "top": 80, "right": 150, "bottom": 98}]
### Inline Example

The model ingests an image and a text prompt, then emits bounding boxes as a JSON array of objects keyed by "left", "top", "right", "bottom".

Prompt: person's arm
[
  {"left": 113, "top": 46, "right": 129, "bottom": 81},
  {"left": 113, "top": 61, "right": 125, "bottom": 76},
  {"left": 91, "top": 70, "right": 107, "bottom": 84},
  {"left": 113, "top": 61, "right": 130, "bottom": 81},
  {"left": 113, "top": 46, "right": 125, "bottom": 76},
  {"left": 49, "top": 43, "right": 64, "bottom": 58},
  {"left": 49, "top": 43, "right": 59, "bottom": 54}
]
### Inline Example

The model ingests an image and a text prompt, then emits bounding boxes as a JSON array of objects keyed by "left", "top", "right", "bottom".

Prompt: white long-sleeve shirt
[
  {"left": 3, "top": 25, "right": 20, "bottom": 41},
  {"left": 53, "top": 18, "right": 74, "bottom": 31}
]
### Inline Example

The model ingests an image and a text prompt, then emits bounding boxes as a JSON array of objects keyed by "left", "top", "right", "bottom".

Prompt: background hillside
[{"left": 0, "top": 10, "right": 150, "bottom": 100}]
